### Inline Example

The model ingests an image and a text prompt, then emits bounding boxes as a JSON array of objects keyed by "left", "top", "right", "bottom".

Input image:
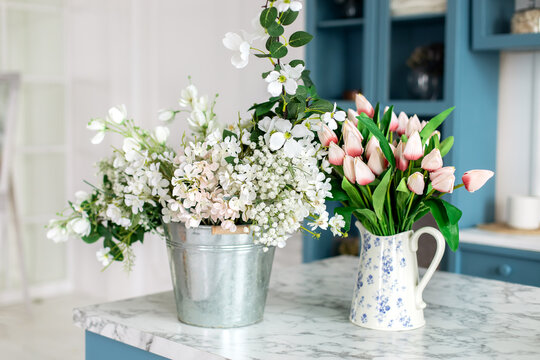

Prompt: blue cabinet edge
[{"left": 86, "top": 331, "right": 169, "bottom": 360}]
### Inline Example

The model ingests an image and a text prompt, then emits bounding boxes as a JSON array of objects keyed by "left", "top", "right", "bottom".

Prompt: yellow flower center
[{"left": 279, "top": 75, "right": 287, "bottom": 83}]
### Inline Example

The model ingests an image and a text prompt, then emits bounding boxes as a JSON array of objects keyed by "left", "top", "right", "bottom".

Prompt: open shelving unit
[{"left": 473, "top": 0, "right": 540, "bottom": 51}]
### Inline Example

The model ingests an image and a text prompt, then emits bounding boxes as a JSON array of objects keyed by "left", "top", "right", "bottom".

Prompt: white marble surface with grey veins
[{"left": 73, "top": 256, "right": 540, "bottom": 360}]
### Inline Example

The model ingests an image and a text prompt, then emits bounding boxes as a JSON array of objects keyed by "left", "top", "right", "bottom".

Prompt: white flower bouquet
[{"left": 47, "top": 0, "right": 345, "bottom": 269}]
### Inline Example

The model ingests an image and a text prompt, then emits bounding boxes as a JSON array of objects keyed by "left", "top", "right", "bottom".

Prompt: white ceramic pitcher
[{"left": 350, "top": 222, "right": 445, "bottom": 331}]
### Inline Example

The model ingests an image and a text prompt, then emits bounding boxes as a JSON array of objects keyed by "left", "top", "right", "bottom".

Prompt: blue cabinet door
[
  {"left": 86, "top": 331, "right": 169, "bottom": 360},
  {"left": 447, "top": 243, "right": 540, "bottom": 287}
]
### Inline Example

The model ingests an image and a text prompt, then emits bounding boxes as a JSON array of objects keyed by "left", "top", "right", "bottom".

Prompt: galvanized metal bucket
[{"left": 163, "top": 222, "right": 275, "bottom": 328}]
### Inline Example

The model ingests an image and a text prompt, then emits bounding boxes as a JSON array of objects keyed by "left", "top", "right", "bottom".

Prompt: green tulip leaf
[
  {"left": 426, "top": 198, "right": 460, "bottom": 251},
  {"left": 342, "top": 177, "right": 364, "bottom": 207},
  {"left": 420, "top": 107, "right": 455, "bottom": 145},
  {"left": 357, "top": 114, "right": 396, "bottom": 168},
  {"left": 373, "top": 170, "right": 391, "bottom": 220},
  {"left": 439, "top": 136, "right": 454, "bottom": 157}
]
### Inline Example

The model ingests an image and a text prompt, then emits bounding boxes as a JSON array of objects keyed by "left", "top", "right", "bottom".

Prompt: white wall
[
  {"left": 67, "top": 0, "right": 305, "bottom": 300},
  {"left": 496, "top": 52, "right": 540, "bottom": 223}
]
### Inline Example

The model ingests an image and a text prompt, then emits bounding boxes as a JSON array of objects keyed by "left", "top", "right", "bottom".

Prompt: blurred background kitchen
[{"left": 1, "top": 0, "right": 540, "bottom": 359}]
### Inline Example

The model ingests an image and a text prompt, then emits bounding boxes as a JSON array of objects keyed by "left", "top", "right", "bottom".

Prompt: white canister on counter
[{"left": 507, "top": 196, "right": 540, "bottom": 230}]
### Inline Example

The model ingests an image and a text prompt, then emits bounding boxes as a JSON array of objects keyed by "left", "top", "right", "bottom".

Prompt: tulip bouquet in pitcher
[{"left": 322, "top": 95, "right": 494, "bottom": 330}]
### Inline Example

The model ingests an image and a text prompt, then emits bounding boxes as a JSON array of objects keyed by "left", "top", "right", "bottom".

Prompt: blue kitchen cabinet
[
  {"left": 445, "top": 243, "right": 540, "bottom": 287},
  {"left": 303, "top": 0, "right": 499, "bottom": 262}
]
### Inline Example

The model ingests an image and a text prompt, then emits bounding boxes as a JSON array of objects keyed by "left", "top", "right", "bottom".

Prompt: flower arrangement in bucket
[
  {"left": 46, "top": 0, "right": 344, "bottom": 328},
  {"left": 323, "top": 96, "right": 494, "bottom": 330}
]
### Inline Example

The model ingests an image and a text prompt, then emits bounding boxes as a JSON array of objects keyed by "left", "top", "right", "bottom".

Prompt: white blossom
[
  {"left": 321, "top": 103, "right": 346, "bottom": 130},
  {"left": 222, "top": 31, "right": 253, "bottom": 69},
  {"left": 265, "top": 64, "right": 304, "bottom": 97},
  {"left": 107, "top": 105, "right": 127, "bottom": 124},
  {"left": 96, "top": 247, "right": 113, "bottom": 267},
  {"left": 275, "top": 0, "right": 302, "bottom": 12}
]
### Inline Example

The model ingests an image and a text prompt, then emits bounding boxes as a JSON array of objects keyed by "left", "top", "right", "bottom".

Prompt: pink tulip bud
[
  {"left": 355, "top": 93, "right": 374, "bottom": 118},
  {"left": 365, "top": 136, "right": 380, "bottom": 160},
  {"left": 383, "top": 106, "right": 399, "bottom": 133},
  {"left": 403, "top": 131, "right": 423, "bottom": 161},
  {"left": 347, "top": 109, "right": 359, "bottom": 126},
  {"left": 394, "top": 140, "right": 409, "bottom": 171},
  {"left": 421, "top": 148, "right": 443, "bottom": 172},
  {"left": 406, "top": 114, "right": 422, "bottom": 137},
  {"left": 328, "top": 142, "right": 346, "bottom": 166},
  {"left": 354, "top": 157, "right": 375, "bottom": 185},
  {"left": 317, "top": 124, "right": 338, "bottom": 147},
  {"left": 343, "top": 155, "right": 356, "bottom": 183},
  {"left": 430, "top": 166, "right": 455, "bottom": 182},
  {"left": 462, "top": 170, "right": 494, "bottom": 193},
  {"left": 367, "top": 147, "right": 387, "bottom": 176},
  {"left": 421, "top": 120, "right": 428, "bottom": 129},
  {"left": 432, "top": 173, "right": 455, "bottom": 194},
  {"left": 397, "top": 112, "right": 408, "bottom": 136},
  {"left": 429, "top": 130, "right": 441, "bottom": 141},
  {"left": 342, "top": 119, "right": 363, "bottom": 141},
  {"left": 344, "top": 133, "right": 364, "bottom": 157},
  {"left": 407, "top": 172, "right": 425, "bottom": 195}
]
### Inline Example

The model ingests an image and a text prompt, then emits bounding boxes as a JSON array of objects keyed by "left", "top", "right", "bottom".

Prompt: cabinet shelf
[
  {"left": 391, "top": 12, "right": 445, "bottom": 23},
  {"left": 317, "top": 18, "right": 364, "bottom": 29}
]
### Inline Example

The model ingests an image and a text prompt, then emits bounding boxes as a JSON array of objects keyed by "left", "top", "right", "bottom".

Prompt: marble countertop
[
  {"left": 74, "top": 256, "right": 540, "bottom": 360},
  {"left": 460, "top": 228, "right": 540, "bottom": 252}
]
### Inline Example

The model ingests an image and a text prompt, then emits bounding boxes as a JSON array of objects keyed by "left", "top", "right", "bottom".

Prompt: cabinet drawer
[{"left": 458, "top": 244, "right": 540, "bottom": 287}]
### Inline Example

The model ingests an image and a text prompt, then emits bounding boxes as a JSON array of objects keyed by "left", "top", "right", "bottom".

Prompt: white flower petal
[
  {"left": 267, "top": 81, "right": 283, "bottom": 97},
  {"left": 283, "top": 139, "right": 302, "bottom": 157},
  {"left": 290, "top": 1, "right": 303, "bottom": 12},
  {"left": 274, "top": 118, "right": 293, "bottom": 133},
  {"left": 290, "top": 124, "right": 311, "bottom": 138},
  {"left": 231, "top": 53, "right": 249, "bottom": 69},
  {"left": 269, "top": 132, "right": 286, "bottom": 150},
  {"left": 222, "top": 32, "right": 243, "bottom": 50},
  {"left": 283, "top": 78, "right": 298, "bottom": 95},
  {"left": 91, "top": 131, "right": 105, "bottom": 144}
]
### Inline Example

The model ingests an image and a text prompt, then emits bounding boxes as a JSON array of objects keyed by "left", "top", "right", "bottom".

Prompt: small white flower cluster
[
  {"left": 159, "top": 84, "right": 219, "bottom": 141},
  {"left": 240, "top": 136, "right": 331, "bottom": 248}
]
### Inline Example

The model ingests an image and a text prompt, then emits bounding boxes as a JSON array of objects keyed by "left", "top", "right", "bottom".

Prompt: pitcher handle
[{"left": 409, "top": 227, "right": 446, "bottom": 310}]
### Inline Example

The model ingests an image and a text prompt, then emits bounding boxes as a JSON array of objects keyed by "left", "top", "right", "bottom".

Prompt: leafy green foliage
[
  {"left": 269, "top": 41, "right": 288, "bottom": 58},
  {"left": 420, "top": 107, "right": 455, "bottom": 145},
  {"left": 280, "top": 9, "right": 299, "bottom": 26},
  {"left": 260, "top": 7, "right": 278, "bottom": 28},
  {"left": 289, "top": 31, "right": 313, "bottom": 47}
]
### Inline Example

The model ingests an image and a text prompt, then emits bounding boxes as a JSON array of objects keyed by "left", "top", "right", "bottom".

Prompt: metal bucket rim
[{"left": 165, "top": 238, "right": 273, "bottom": 251}]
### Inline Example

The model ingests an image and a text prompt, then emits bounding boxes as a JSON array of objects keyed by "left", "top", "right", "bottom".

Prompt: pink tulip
[
  {"left": 355, "top": 93, "right": 374, "bottom": 118},
  {"left": 403, "top": 131, "right": 423, "bottom": 161},
  {"left": 347, "top": 109, "right": 359, "bottom": 126},
  {"left": 407, "top": 172, "right": 425, "bottom": 195},
  {"left": 342, "top": 119, "right": 363, "bottom": 141},
  {"left": 384, "top": 106, "right": 399, "bottom": 132},
  {"left": 462, "top": 170, "right": 494, "bottom": 193},
  {"left": 367, "top": 147, "right": 387, "bottom": 176},
  {"left": 344, "top": 133, "right": 364, "bottom": 157},
  {"left": 354, "top": 157, "right": 375, "bottom": 185},
  {"left": 421, "top": 148, "right": 443, "bottom": 172},
  {"left": 328, "top": 142, "right": 346, "bottom": 166},
  {"left": 406, "top": 115, "right": 422, "bottom": 137},
  {"left": 365, "top": 136, "right": 380, "bottom": 160},
  {"left": 343, "top": 155, "right": 356, "bottom": 183},
  {"left": 397, "top": 112, "right": 408, "bottom": 136},
  {"left": 421, "top": 120, "right": 428, "bottom": 129},
  {"left": 432, "top": 173, "right": 455, "bottom": 194},
  {"left": 317, "top": 124, "right": 338, "bottom": 147},
  {"left": 394, "top": 140, "right": 409, "bottom": 171},
  {"left": 430, "top": 166, "right": 455, "bottom": 182}
]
